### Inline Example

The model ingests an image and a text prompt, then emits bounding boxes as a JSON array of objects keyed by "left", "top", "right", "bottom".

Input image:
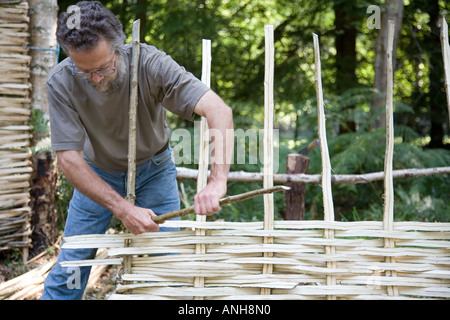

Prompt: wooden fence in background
[{"left": 0, "top": 0, "right": 32, "bottom": 260}]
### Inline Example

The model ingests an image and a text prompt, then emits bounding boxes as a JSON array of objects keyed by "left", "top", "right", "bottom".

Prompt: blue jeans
[{"left": 41, "top": 147, "right": 180, "bottom": 300}]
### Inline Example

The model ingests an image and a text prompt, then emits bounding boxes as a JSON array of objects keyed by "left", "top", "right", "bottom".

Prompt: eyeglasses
[{"left": 71, "top": 56, "right": 116, "bottom": 80}]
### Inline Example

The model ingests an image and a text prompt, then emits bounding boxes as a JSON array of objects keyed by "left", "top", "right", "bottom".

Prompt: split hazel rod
[
  {"left": 440, "top": 16, "right": 450, "bottom": 125},
  {"left": 313, "top": 32, "right": 336, "bottom": 299},
  {"left": 123, "top": 19, "right": 140, "bottom": 276},
  {"left": 152, "top": 186, "right": 290, "bottom": 224},
  {"left": 126, "top": 19, "right": 141, "bottom": 205}
]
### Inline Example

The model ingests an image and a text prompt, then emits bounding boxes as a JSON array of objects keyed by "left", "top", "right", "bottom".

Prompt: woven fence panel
[
  {"left": 61, "top": 220, "right": 450, "bottom": 300},
  {"left": 0, "top": 1, "right": 32, "bottom": 253}
]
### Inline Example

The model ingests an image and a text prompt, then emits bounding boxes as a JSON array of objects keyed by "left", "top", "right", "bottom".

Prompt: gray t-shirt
[{"left": 47, "top": 44, "right": 209, "bottom": 171}]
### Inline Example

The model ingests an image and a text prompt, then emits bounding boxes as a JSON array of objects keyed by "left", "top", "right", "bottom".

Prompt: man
[{"left": 42, "top": 1, "right": 233, "bottom": 299}]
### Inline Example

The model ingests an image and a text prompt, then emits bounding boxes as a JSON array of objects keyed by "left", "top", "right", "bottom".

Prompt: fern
[
  {"left": 30, "top": 108, "right": 52, "bottom": 154},
  {"left": 302, "top": 118, "right": 449, "bottom": 222},
  {"left": 31, "top": 137, "right": 52, "bottom": 154}
]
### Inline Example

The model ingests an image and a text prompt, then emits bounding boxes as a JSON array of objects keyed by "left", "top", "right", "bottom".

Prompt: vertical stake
[
  {"left": 123, "top": 19, "right": 141, "bottom": 279},
  {"left": 313, "top": 32, "right": 336, "bottom": 300},
  {"left": 193, "top": 39, "right": 211, "bottom": 300},
  {"left": 261, "top": 25, "right": 274, "bottom": 296},
  {"left": 383, "top": 20, "right": 398, "bottom": 297},
  {"left": 439, "top": 16, "right": 450, "bottom": 125}
]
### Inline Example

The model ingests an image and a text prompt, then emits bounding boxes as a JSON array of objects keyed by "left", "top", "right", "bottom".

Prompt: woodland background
[{"left": 45, "top": 0, "right": 450, "bottom": 226}]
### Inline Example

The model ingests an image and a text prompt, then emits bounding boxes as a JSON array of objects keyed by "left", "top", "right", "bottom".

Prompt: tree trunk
[
  {"left": 372, "top": 0, "right": 404, "bottom": 129},
  {"left": 30, "top": 151, "right": 58, "bottom": 256},
  {"left": 426, "top": 1, "right": 448, "bottom": 149},
  {"left": 28, "top": 0, "right": 59, "bottom": 256},
  {"left": 28, "top": 0, "right": 58, "bottom": 116},
  {"left": 333, "top": 1, "right": 359, "bottom": 133}
]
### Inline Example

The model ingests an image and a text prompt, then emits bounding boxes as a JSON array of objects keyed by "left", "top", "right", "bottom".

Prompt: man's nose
[{"left": 91, "top": 73, "right": 105, "bottom": 83}]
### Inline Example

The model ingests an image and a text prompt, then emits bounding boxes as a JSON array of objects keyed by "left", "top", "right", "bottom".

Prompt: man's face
[{"left": 70, "top": 39, "right": 125, "bottom": 94}]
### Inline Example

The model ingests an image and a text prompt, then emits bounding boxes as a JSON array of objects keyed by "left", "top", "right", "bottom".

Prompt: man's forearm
[
  {"left": 193, "top": 90, "right": 234, "bottom": 214},
  {"left": 195, "top": 90, "right": 234, "bottom": 180},
  {"left": 208, "top": 112, "right": 234, "bottom": 184},
  {"left": 56, "top": 150, "right": 132, "bottom": 220}
]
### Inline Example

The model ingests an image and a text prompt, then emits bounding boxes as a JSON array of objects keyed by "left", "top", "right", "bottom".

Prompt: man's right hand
[{"left": 116, "top": 203, "right": 160, "bottom": 235}]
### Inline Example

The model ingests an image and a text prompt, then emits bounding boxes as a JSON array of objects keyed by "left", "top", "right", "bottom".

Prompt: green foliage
[
  {"left": 304, "top": 127, "right": 449, "bottom": 222},
  {"left": 30, "top": 108, "right": 49, "bottom": 137},
  {"left": 30, "top": 108, "right": 52, "bottom": 154},
  {"left": 51, "top": 0, "right": 449, "bottom": 224}
]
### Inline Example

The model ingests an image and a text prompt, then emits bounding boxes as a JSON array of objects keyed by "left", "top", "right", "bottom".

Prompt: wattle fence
[
  {"left": 61, "top": 23, "right": 450, "bottom": 300},
  {"left": 0, "top": 0, "right": 32, "bottom": 259}
]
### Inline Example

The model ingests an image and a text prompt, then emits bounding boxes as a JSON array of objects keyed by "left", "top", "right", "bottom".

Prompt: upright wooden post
[
  {"left": 440, "top": 16, "right": 450, "bottom": 125},
  {"left": 28, "top": 0, "right": 59, "bottom": 261},
  {"left": 193, "top": 39, "right": 211, "bottom": 300},
  {"left": 123, "top": 19, "right": 141, "bottom": 276},
  {"left": 313, "top": 32, "right": 336, "bottom": 300},
  {"left": 284, "top": 154, "right": 310, "bottom": 220},
  {"left": 383, "top": 20, "right": 399, "bottom": 297},
  {"left": 126, "top": 20, "right": 141, "bottom": 206},
  {"left": 261, "top": 25, "right": 275, "bottom": 296}
]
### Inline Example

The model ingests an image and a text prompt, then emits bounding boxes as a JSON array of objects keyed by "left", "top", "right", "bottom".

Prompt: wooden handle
[{"left": 152, "top": 185, "right": 290, "bottom": 224}]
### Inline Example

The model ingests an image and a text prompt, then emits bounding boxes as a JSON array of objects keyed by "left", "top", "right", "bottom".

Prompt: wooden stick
[
  {"left": 440, "top": 16, "right": 450, "bottom": 125},
  {"left": 193, "top": 39, "right": 211, "bottom": 297},
  {"left": 313, "top": 33, "right": 335, "bottom": 227},
  {"left": 123, "top": 19, "right": 141, "bottom": 276},
  {"left": 126, "top": 19, "right": 141, "bottom": 205},
  {"left": 152, "top": 186, "right": 290, "bottom": 224},
  {"left": 261, "top": 25, "right": 275, "bottom": 296},
  {"left": 313, "top": 32, "right": 336, "bottom": 300},
  {"left": 383, "top": 20, "right": 399, "bottom": 297},
  {"left": 383, "top": 20, "right": 395, "bottom": 238}
]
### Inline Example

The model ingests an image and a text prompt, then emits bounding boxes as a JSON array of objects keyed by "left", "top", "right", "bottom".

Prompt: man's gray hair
[{"left": 56, "top": 1, "right": 126, "bottom": 55}]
